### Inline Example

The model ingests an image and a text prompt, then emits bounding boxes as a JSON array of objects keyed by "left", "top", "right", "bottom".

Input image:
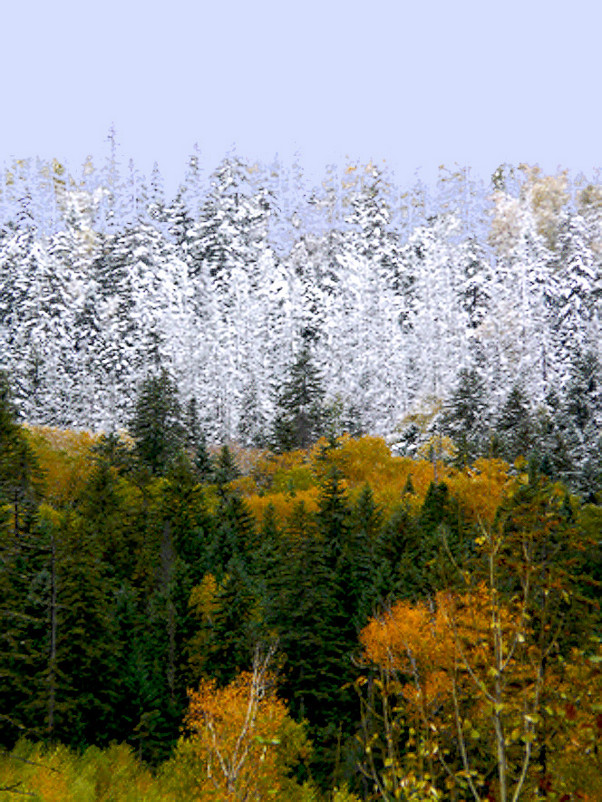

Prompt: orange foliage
[
  {"left": 181, "top": 661, "right": 309, "bottom": 800},
  {"left": 360, "top": 584, "right": 523, "bottom": 723}
]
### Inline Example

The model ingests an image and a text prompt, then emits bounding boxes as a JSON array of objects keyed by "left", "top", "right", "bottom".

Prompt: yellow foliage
[
  {"left": 311, "top": 435, "right": 437, "bottom": 512},
  {"left": 446, "top": 458, "right": 512, "bottom": 526},
  {"left": 189, "top": 574, "right": 219, "bottom": 622},
  {"left": 245, "top": 488, "right": 320, "bottom": 526},
  {"left": 0, "top": 740, "right": 167, "bottom": 801},
  {"left": 489, "top": 165, "right": 569, "bottom": 255},
  {"left": 25, "top": 425, "right": 98, "bottom": 505},
  {"left": 248, "top": 448, "right": 308, "bottom": 488},
  {"left": 521, "top": 165, "right": 569, "bottom": 250}
]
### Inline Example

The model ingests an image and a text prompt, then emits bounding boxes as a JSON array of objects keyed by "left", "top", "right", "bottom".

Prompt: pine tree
[
  {"left": 202, "top": 558, "right": 261, "bottom": 686},
  {"left": 346, "top": 484, "right": 384, "bottom": 629},
  {"left": 207, "top": 491, "right": 256, "bottom": 575},
  {"left": 561, "top": 351, "right": 602, "bottom": 500},
  {"left": 264, "top": 500, "right": 357, "bottom": 786},
  {"left": 213, "top": 444, "right": 240, "bottom": 491}
]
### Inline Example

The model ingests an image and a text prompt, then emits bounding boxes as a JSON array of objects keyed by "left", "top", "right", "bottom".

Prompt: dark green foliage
[
  {"left": 164, "top": 452, "right": 213, "bottom": 570},
  {"left": 202, "top": 558, "right": 261, "bottom": 687},
  {"left": 375, "top": 503, "right": 415, "bottom": 597},
  {"left": 535, "top": 392, "right": 575, "bottom": 482},
  {"left": 32, "top": 512, "right": 123, "bottom": 749},
  {"left": 441, "top": 367, "right": 489, "bottom": 465},
  {"left": 495, "top": 384, "right": 535, "bottom": 463},
  {"left": 271, "top": 343, "right": 326, "bottom": 452},
  {"left": 346, "top": 484, "right": 385, "bottom": 628},
  {"left": 0, "top": 366, "right": 599, "bottom": 794},
  {"left": 0, "top": 373, "right": 41, "bottom": 538},
  {"left": 77, "top": 457, "right": 135, "bottom": 582},
  {"left": 213, "top": 444, "right": 240, "bottom": 490},
  {"left": 564, "top": 351, "right": 601, "bottom": 435},
  {"left": 561, "top": 351, "right": 602, "bottom": 501},
  {"left": 207, "top": 491, "right": 256, "bottom": 577},
  {"left": 0, "top": 371, "right": 18, "bottom": 442},
  {"left": 184, "top": 397, "right": 214, "bottom": 482},
  {"left": 262, "top": 500, "right": 358, "bottom": 787},
  {"left": 129, "top": 369, "right": 184, "bottom": 476},
  {"left": 193, "top": 434, "right": 214, "bottom": 483},
  {"left": 316, "top": 466, "right": 350, "bottom": 562},
  {"left": 0, "top": 515, "right": 51, "bottom": 745},
  {"left": 90, "top": 431, "right": 133, "bottom": 476},
  {"left": 490, "top": 470, "right": 600, "bottom": 653}
]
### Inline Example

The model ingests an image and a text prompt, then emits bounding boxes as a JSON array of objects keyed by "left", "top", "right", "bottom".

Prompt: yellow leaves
[
  {"left": 489, "top": 164, "right": 569, "bottom": 254},
  {"left": 522, "top": 166, "right": 569, "bottom": 250},
  {"left": 189, "top": 574, "right": 219, "bottom": 623},
  {"left": 25, "top": 425, "right": 98, "bottom": 505},
  {"left": 245, "top": 489, "right": 319, "bottom": 527},
  {"left": 416, "top": 435, "right": 456, "bottom": 464},
  {"left": 0, "top": 741, "right": 165, "bottom": 802},
  {"left": 37, "top": 502, "right": 65, "bottom": 529},
  {"left": 447, "top": 458, "right": 512, "bottom": 526}
]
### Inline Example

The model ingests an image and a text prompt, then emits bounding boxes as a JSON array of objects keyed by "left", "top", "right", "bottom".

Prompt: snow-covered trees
[{"left": 0, "top": 148, "right": 600, "bottom": 495}]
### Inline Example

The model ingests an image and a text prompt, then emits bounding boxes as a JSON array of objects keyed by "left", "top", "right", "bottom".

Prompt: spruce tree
[
  {"left": 561, "top": 351, "right": 602, "bottom": 500},
  {"left": 265, "top": 500, "right": 357, "bottom": 787},
  {"left": 271, "top": 342, "right": 326, "bottom": 452},
  {"left": 495, "top": 385, "right": 535, "bottom": 463},
  {"left": 129, "top": 368, "right": 184, "bottom": 476},
  {"left": 441, "top": 367, "right": 489, "bottom": 465}
]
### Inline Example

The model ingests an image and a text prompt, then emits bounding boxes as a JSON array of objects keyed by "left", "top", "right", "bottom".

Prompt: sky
[{"left": 2, "top": 0, "right": 601, "bottom": 195}]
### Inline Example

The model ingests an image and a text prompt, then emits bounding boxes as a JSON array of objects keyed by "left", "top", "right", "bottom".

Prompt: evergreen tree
[
  {"left": 129, "top": 369, "right": 184, "bottom": 476},
  {"left": 213, "top": 444, "right": 240, "bottom": 491},
  {"left": 346, "top": 484, "right": 384, "bottom": 629},
  {"left": 441, "top": 367, "right": 490, "bottom": 465},
  {"left": 271, "top": 341, "right": 326, "bottom": 452},
  {"left": 52, "top": 512, "right": 121, "bottom": 747},
  {"left": 202, "top": 558, "right": 261, "bottom": 687},
  {"left": 561, "top": 351, "right": 602, "bottom": 500},
  {"left": 495, "top": 384, "right": 535, "bottom": 463},
  {"left": 265, "top": 500, "right": 357, "bottom": 787}
]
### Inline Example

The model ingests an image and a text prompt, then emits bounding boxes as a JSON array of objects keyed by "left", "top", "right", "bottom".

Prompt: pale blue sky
[{"left": 2, "top": 0, "right": 601, "bottom": 193}]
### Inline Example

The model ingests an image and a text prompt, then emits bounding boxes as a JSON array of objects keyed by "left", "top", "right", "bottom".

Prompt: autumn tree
[
  {"left": 357, "top": 471, "right": 600, "bottom": 801},
  {"left": 172, "top": 646, "right": 311, "bottom": 800}
]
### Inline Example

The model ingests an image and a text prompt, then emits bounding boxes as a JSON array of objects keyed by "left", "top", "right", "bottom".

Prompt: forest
[
  {"left": 0, "top": 146, "right": 600, "bottom": 502},
  {"left": 0, "top": 145, "right": 601, "bottom": 799},
  {"left": 0, "top": 357, "right": 600, "bottom": 800}
]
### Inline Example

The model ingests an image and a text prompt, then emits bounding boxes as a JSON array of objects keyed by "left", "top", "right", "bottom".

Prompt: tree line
[{"left": 1, "top": 153, "right": 600, "bottom": 484}]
